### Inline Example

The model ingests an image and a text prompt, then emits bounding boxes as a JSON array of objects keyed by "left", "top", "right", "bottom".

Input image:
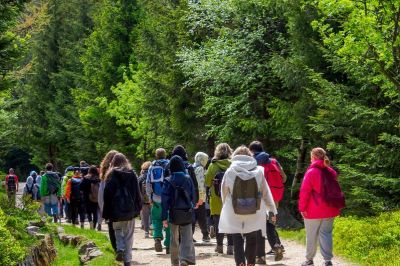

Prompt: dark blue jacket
[{"left": 161, "top": 172, "right": 195, "bottom": 221}]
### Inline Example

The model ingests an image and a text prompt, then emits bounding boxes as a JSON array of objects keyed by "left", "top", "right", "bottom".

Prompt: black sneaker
[
  {"left": 301, "top": 260, "right": 314, "bottom": 266},
  {"left": 323, "top": 261, "right": 333, "bottom": 266},
  {"left": 266, "top": 249, "right": 274, "bottom": 255},
  {"left": 115, "top": 250, "right": 124, "bottom": 262},
  {"left": 166, "top": 247, "right": 170, "bottom": 254},
  {"left": 202, "top": 235, "right": 211, "bottom": 242}
]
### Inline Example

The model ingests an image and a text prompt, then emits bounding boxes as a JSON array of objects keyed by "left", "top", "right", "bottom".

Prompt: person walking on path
[
  {"left": 138, "top": 161, "right": 152, "bottom": 238},
  {"left": 5, "top": 168, "right": 19, "bottom": 206},
  {"left": 65, "top": 169, "right": 85, "bottom": 228},
  {"left": 192, "top": 151, "right": 210, "bottom": 242},
  {"left": 98, "top": 150, "right": 119, "bottom": 252},
  {"left": 205, "top": 143, "right": 234, "bottom": 255},
  {"left": 80, "top": 165, "right": 101, "bottom": 229},
  {"left": 219, "top": 146, "right": 278, "bottom": 266},
  {"left": 61, "top": 167, "right": 74, "bottom": 222},
  {"left": 162, "top": 155, "right": 196, "bottom": 266},
  {"left": 23, "top": 171, "right": 39, "bottom": 201},
  {"left": 249, "top": 141, "right": 286, "bottom": 264},
  {"left": 40, "top": 163, "right": 61, "bottom": 222},
  {"left": 103, "top": 153, "right": 142, "bottom": 266},
  {"left": 299, "top": 147, "right": 345, "bottom": 266},
  {"left": 146, "top": 148, "right": 171, "bottom": 254},
  {"left": 169, "top": 145, "right": 208, "bottom": 242}
]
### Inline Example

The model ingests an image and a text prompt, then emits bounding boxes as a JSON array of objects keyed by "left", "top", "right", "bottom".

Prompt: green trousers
[{"left": 151, "top": 201, "right": 170, "bottom": 247}]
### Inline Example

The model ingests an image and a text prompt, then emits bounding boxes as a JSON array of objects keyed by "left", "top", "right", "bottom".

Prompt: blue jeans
[{"left": 43, "top": 195, "right": 59, "bottom": 216}]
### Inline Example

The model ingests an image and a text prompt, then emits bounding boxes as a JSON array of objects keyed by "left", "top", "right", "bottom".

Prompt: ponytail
[
  {"left": 323, "top": 155, "right": 330, "bottom": 167},
  {"left": 311, "top": 147, "right": 330, "bottom": 167}
]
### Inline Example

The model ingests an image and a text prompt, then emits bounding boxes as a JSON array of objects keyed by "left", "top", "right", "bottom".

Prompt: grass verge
[
  {"left": 53, "top": 225, "right": 115, "bottom": 266},
  {"left": 280, "top": 211, "right": 400, "bottom": 266}
]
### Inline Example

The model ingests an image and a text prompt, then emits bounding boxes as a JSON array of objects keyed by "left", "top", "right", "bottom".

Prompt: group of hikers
[{"left": 3, "top": 141, "right": 345, "bottom": 266}]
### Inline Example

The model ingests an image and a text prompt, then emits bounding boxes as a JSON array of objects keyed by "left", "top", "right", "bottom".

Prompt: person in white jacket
[{"left": 219, "top": 146, "right": 277, "bottom": 266}]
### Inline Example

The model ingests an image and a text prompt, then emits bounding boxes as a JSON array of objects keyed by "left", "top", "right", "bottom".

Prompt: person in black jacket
[
  {"left": 103, "top": 153, "right": 142, "bottom": 266},
  {"left": 80, "top": 165, "right": 101, "bottom": 230},
  {"left": 170, "top": 145, "right": 209, "bottom": 242}
]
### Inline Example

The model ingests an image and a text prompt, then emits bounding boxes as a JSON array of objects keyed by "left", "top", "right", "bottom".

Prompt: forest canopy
[{"left": 0, "top": 0, "right": 399, "bottom": 217}]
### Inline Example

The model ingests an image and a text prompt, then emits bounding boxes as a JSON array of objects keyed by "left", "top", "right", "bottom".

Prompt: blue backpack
[{"left": 149, "top": 160, "right": 168, "bottom": 196}]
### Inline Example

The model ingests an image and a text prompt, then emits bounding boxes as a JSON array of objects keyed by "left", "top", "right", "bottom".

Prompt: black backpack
[
  {"left": 166, "top": 176, "right": 193, "bottom": 225},
  {"left": 7, "top": 175, "right": 17, "bottom": 192},
  {"left": 212, "top": 171, "right": 225, "bottom": 198},
  {"left": 113, "top": 179, "right": 139, "bottom": 221},
  {"left": 70, "top": 179, "right": 82, "bottom": 200}
]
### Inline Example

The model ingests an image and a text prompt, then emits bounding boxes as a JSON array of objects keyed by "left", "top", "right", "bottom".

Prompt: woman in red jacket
[{"left": 299, "top": 148, "right": 342, "bottom": 266}]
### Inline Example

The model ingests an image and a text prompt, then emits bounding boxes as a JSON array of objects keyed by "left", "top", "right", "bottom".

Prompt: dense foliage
[{"left": 0, "top": 0, "right": 399, "bottom": 216}]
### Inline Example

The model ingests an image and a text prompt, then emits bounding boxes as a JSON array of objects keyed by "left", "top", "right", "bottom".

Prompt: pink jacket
[{"left": 298, "top": 160, "right": 341, "bottom": 219}]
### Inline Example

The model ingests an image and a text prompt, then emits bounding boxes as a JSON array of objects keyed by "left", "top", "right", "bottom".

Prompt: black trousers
[
  {"left": 233, "top": 230, "right": 258, "bottom": 266},
  {"left": 86, "top": 201, "right": 98, "bottom": 227},
  {"left": 212, "top": 215, "right": 233, "bottom": 246},
  {"left": 192, "top": 203, "right": 209, "bottom": 237},
  {"left": 108, "top": 221, "right": 117, "bottom": 251},
  {"left": 69, "top": 199, "right": 85, "bottom": 224},
  {"left": 256, "top": 220, "right": 282, "bottom": 257}
]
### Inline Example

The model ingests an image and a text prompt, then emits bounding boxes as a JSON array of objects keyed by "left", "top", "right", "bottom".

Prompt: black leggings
[
  {"left": 233, "top": 230, "right": 258, "bottom": 266},
  {"left": 192, "top": 203, "right": 209, "bottom": 237},
  {"left": 69, "top": 199, "right": 85, "bottom": 224},
  {"left": 256, "top": 220, "right": 282, "bottom": 257},
  {"left": 108, "top": 221, "right": 117, "bottom": 251},
  {"left": 86, "top": 201, "right": 99, "bottom": 227},
  {"left": 212, "top": 215, "right": 233, "bottom": 246}
]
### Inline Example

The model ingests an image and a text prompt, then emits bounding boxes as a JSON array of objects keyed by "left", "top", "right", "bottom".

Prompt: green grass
[
  {"left": 280, "top": 211, "right": 400, "bottom": 266},
  {"left": 53, "top": 225, "right": 116, "bottom": 266}
]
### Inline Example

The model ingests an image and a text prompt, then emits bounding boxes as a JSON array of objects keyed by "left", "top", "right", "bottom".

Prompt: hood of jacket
[
  {"left": 194, "top": 152, "right": 209, "bottom": 167},
  {"left": 154, "top": 159, "right": 169, "bottom": 167},
  {"left": 230, "top": 155, "right": 258, "bottom": 180},
  {"left": 112, "top": 168, "right": 135, "bottom": 183},
  {"left": 26, "top": 176, "right": 34, "bottom": 187},
  {"left": 254, "top": 151, "right": 271, "bottom": 165},
  {"left": 211, "top": 158, "right": 231, "bottom": 171},
  {"left": 30, "top": 171, "right": 38, "bottom": 178}
]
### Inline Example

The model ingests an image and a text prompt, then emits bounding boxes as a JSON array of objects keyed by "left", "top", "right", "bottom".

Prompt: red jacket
[{"left": 298, "top": 160, "right": 340, "bottom": 219}]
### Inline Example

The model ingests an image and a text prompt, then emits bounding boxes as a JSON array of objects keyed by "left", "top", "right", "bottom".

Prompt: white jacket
[{"left": 218, "top": 155, "right": 277, "bottom": 236}]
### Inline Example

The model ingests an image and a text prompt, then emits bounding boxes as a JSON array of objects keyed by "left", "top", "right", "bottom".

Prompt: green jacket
[
  {"left": 205, "top": 159, "right": 231, "bottom": 215},
  {"left": 40, "top": 172, "right": 61, "bottom": 197},
  {"left": 61, "top": 176, "right": 71, "bottom": 197}
]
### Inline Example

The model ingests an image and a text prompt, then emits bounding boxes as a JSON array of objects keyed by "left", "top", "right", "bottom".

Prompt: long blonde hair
[
  {"left": 213, "top": 143, "right": 233, "bottom": 160},
  {"left": 105, "top": 153, "right": 132, "bottom": 181},
  {"left": 311, "top": 147, "right": 330, "bottom": 167},
  {"left": 100, "top": 150, "right": 119, "bottom": 181}
]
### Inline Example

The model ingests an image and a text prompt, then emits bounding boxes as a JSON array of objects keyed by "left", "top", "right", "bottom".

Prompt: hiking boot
[
  {"left": 301, "top": 260, "right": 314, "bottom": 266},
  {"left": 97, "top": 224, "right": 102, "bottom": 231},
  {"left": 202, "top": 234, "right": 210, "bottom": 242},
  {"left": 80, "top": 222, "right": 85, "bottom": 229},
  {"left": 238, "top": 263, "right": 245, "bottom": 266},
  {"left": 273, "top": 244, "right": 283, "bottom": 261},
  {"left": 227, "top": 245, "right": 234, "bottom": 255},
  {"left": 166, "top": 247, "right": 170, "bottom": 254},
  {"left": 154, "top": 238, "right": 163, "bottom": 252},
  {"left": 145, "top": 232, "right": 150, "bottom": 238},
  {"left": 180, "top": 261, "right": 189, "bottom": 266},
  {"left": 215, "top": 245, "right": 223, "bottom": 254},
  {"left": 255, "top": 256, "right": 266, "bottom": 265},
  {"left": 210, "top": 226, "right": 216, "bottom": 238},
  {"left": 323, "top": 261, "right": 333, "bottom": 266},
  {"left": 115, "top": 250, "right": 124, "bottom": 261},
  {"left": 124, "top": 262, "right": 131, "bottom": 266}
]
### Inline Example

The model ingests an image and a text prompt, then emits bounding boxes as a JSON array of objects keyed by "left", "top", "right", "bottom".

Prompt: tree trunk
[{"left": 291, "top": 138, "right": 307, "bottom": 198}]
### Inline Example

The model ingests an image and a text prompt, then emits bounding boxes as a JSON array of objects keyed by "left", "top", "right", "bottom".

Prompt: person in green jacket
[
  {"left": 61, "top": 166, "right": 74, "bottom": 222},
  {"left": 205, "top": 143, "right": 233, "bottom": 255},
  {"left": 40, "top": 163, "right": 62, "bottom": 223}
]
